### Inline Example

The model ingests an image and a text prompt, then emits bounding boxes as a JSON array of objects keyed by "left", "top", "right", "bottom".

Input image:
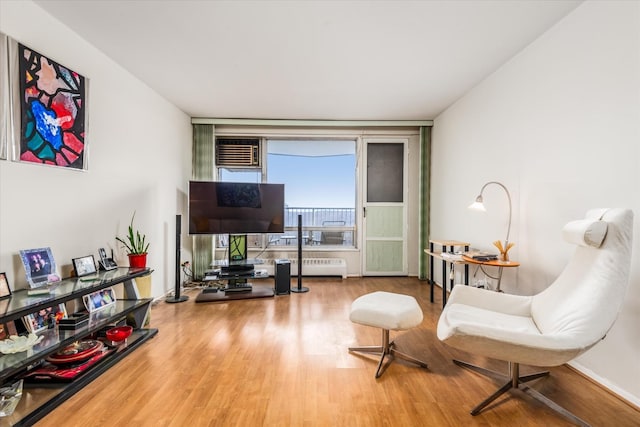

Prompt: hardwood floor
[{"left": 36, "top": 277, "right": 639, "bottom": 426}]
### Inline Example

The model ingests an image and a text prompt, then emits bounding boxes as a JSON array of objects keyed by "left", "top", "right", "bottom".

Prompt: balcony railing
[
  {"left": 217, "top": 207, "right": 356, "bottom": 248},
  {"left": 279, "top": 206, "right": 355, "bottom": 247}
]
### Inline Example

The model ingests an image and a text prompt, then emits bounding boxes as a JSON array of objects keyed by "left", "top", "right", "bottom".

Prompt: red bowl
[{"left": 105, "top": 325, "right": 133, "bottom": 342}]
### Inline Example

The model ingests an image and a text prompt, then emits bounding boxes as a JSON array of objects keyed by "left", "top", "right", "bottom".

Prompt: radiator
[{"left": 258, "top": 258, "right": 347, "bottom": 278}]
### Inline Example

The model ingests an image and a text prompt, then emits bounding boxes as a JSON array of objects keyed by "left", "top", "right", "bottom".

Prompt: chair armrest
[{"left": 447, "top": 285, "right": 533, "bottom": 317}]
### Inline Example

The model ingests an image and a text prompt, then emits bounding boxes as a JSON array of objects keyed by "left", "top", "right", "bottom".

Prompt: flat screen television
[{"left": 188, "top": 181, "right": 285, "bottom": 235}]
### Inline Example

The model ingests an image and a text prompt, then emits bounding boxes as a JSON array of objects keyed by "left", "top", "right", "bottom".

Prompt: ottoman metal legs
[{"left": 349, "top": 291, "right": 428, "bottom": 378}]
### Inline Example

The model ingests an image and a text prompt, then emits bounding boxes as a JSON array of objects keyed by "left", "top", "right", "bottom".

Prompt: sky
[
  {"left": 221, "top": 153, "right": 356, "bottom": 209},
  {"left": 267, "top": 154, "right": 355, "bottom": 208}
]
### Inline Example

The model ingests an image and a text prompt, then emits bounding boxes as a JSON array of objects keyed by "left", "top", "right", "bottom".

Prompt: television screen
[{"left": 188, "top": 181, "right": 285, "bottom": 235}]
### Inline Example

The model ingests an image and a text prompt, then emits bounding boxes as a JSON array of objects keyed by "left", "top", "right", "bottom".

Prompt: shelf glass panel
[{"left": 0, "top": 268, "right": 151, "bottom": 323}]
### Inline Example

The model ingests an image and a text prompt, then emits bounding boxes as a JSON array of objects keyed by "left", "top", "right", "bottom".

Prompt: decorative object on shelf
[
  {"left": 46, "top": 339, "right": 104, "bottom": 365},
  {"left": 469, "top": 181, "right": 514, "bottom": 261},
  {"left": 22, "top": 303, "right": 68, "bottom": 334},
  {"left": 0, "top": 273, "right": 11, "bottom": 298},
  {"left": 22, "top": 348, "right": 112, "bottom": 383},
  {"left": 116, "top": 211, "right": 149, "bottom": 268},
  {"left": 82, "top": 287, "right": 116, "bottom": 313},
  {"left": 23, "top": 340, "right": 112, "bottom": 383},
  {"left": 8, "top": 38, "right": 88, "bottom": 170},
  {"left": 0, "top": 333, "right": 44, "bottom": 354},
  {"left": 72, "top": 255, "right": 98, "bottom": 277},
  {"left": 19, "top": 247, "right": 61, "bottom": 288},
  {"left": 57, "top": 311, "right": 90, "bottom": 330},
  {"left": 493, "top": 240, "right": 515, "bottom": 262},
  {"left": 0, "top": 379, "right": 23, "bottom": 417},
  {"left": 105, "top": 325, "right": 133, "bottom": 343}
]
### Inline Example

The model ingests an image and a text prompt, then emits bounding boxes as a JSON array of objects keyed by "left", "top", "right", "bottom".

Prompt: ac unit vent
[{"left": 215, "top": 138, "right": 260, "bottom": 167}]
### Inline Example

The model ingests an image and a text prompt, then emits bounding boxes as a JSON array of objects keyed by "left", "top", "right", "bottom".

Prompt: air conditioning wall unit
[{"left": 215, "top": 138, "right": 260, "bottom": 167}]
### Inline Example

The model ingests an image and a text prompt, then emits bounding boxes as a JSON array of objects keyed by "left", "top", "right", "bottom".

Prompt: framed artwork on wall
[
  {"left": 10, "top": 40, "right": 89, "bottom": 170},
  {"left": 0, "top": 32, "right": 9, "bottom": 161}
]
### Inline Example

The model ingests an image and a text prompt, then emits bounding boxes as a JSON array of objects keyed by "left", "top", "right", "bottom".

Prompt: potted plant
[{"left": 116, "top": 212, "right": 149, "bottom": 268}]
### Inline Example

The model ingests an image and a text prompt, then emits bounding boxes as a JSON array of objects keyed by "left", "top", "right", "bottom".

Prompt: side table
[{"left": 424, "top": 240, "right": 470, "bottom": 307}]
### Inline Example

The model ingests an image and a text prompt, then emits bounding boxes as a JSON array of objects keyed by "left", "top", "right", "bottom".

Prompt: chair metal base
[
  {"left": 454, "top": 359, "right": 590, "bottom": 427},
  {"left": 349, "top": 329, "right": 428, "bottom": 378}
]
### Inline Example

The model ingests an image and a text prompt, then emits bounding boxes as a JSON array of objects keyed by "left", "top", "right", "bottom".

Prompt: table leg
[
  {"left": 442, "top": 257, "right": 447, "bottom": 308},
  {"left": 429, "top": 242, "right": 435, "bottom": 303},
  {"left": 496, "top": 266, "right": 504, "bottom": 292},
  {"left": 464, "top": 245, "right": 469, "bottom": 286}
]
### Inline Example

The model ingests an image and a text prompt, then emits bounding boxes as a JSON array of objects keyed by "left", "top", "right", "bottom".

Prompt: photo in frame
[
  {"left": 0, "top": 321, "right": 18, "bottom": 339},
  {"left": 72, "top": 255, "right": 97, "bottom": 277},
  {"left": 22, "top": 303, "right": 67, "bottom": 334},
  {"left": 83, "top": 287, "right": 116, "bottom": 313},
  {"left": 12, "top": 41, "right": 88, "bottom": 169},
  {"left": 19, "top": 247, "right": 60, "bottom": 288},
  {"left": 0, "top": 272, "right": 11, "bottom": 298}
]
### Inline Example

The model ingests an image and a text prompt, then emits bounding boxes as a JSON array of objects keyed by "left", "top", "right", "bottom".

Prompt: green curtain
[
  {"left": 192, "top": 124, "right": 215, "bottom": 280},
  {"left": 418, "top": 126, "right": 431, "bottom": 280}
]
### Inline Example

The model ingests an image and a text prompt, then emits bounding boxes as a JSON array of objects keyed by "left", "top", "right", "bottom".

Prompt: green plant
[{"left": 116, "top": 212, "right": 150, "bottom": 255}]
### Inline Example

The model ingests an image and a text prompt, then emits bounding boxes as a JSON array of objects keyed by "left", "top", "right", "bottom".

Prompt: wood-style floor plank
[{"left": 35, "top": 277, "right": 639, "bottom": 426}]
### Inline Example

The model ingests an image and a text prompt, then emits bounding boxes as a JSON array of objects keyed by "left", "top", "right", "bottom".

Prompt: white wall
[
  {"left": 0, "top": 1, "right": 192, "bottom": 298},
  {"left": 431, "top": 1, "right": 640, "bottom": 405}
]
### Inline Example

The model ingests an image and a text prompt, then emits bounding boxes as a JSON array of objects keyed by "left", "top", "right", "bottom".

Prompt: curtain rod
[{"left": 191, "top": 118, "right": 433, "bottom": 127}]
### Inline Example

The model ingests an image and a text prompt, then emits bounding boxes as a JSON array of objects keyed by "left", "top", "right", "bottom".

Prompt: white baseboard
[{"left": 568, "top": 361, "right": 640, "bottom": 408}]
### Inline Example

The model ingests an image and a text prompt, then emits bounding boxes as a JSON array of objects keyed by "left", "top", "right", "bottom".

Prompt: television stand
[
  {"left": 196, "top": 261, "right": 274, "bottom": 303},
  {"left": 224, "top": 284, "right": 252, "bottom": 293},
  {"left": 221, "top": 264, "right": 254, "bottom": 274}
]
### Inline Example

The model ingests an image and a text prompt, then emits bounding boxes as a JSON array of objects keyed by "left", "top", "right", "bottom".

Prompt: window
[
  {"left": 215, "top": 138, "right": 357, "bottom": 250},
  {"left": 267, "top": 139, "right": 356, "bottom": 248}
]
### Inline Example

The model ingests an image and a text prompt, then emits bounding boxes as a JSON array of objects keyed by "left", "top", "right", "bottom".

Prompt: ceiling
[{"left": 33, "top": 0, "right": 582, "bottom": 121}]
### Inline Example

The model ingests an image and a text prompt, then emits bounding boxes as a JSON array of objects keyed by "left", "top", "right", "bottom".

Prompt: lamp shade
[{"left": 468, "top": 196, "right": 486, "bottom": 211}]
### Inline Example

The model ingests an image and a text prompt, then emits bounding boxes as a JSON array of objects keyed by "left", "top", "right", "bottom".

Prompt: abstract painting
[
  {"left": 0, "top": 32, "right": 8, "bottom": 160},
  {"left": 18, "top": 43, "right": 87, "bottom": 169}
]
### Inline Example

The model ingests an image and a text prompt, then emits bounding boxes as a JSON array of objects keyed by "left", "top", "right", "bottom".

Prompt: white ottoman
[{"left": 349, "top": 291, "right": 428, "bottom": 378}]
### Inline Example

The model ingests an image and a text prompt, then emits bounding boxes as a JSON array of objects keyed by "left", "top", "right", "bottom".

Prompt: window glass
[
  {"left": 267, "top": 139, "right": 356, "bottom": 247},
  {"left": 219, "top": 168, "right": 261, "bottom": 183}
]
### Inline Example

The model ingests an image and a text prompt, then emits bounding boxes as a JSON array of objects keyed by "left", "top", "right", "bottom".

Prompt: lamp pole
[{"left": 476, "top": 181, "right": 512, "bottom": 249}]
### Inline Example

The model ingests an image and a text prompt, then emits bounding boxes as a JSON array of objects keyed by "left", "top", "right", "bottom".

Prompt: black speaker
[
  {"left": 274, "top": 259, "right": 291, "bottom": 295},
  {"left": 166, "top": 214, "right": 188, "bottom": 303},
  {"left": 291, "top": 214, "right": 309, "bottom": 293}
]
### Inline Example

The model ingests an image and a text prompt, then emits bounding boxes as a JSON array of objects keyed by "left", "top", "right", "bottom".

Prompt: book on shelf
[
  {"left": 464, "top": 251, "right": 499, "bottom": 261},
  {"left": 27, "top": 287, "right": 52, "bottom": 296}
]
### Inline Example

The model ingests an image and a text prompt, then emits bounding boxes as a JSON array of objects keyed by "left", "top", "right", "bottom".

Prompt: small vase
[{"left": 128, "top": 253, "right": 147, "bottom": 268}]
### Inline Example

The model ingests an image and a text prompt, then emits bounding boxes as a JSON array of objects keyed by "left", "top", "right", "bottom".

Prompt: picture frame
[
  {"left": 19, "top": 247, "right": 60, "bottom": 288},
  {"left": 12, "top": 41, "right": 89, "bottom": 170},
  {"left": 0, "top": 321, "right": 17, "bottom": 340},
  {"left": 0, "top": 272, "right": 11, "bottom": 299},
  {"left": 83, "top": 287, "right": 116, "bottom": 313},
  {"left": 72, "top": 255, "right": 97, "bottom": 277},
  {"left": 0, "top": 32, "right": 9, "bottom": 161},
  {"left": 22, "top": 303, "right": 68, "bottom": 334}
]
